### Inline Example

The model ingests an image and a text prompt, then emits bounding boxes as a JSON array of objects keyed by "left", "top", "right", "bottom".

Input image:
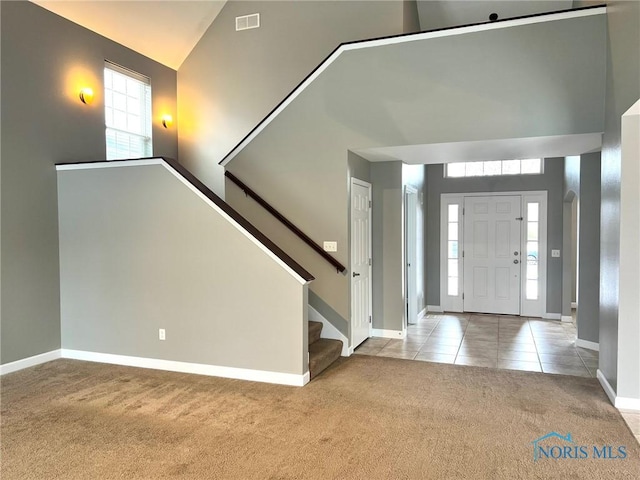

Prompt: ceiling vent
[{"left": 236, "top": 13, "right": 260, "bottom": 31}]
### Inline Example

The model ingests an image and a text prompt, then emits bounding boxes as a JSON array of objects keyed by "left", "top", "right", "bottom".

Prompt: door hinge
[
  {"left": 462, "top": 293, "right": 464, "bottom": 300},
  {"left": 369, "top": 258, "right": 372, "bottom": 266},
  {"left": 369, "top": 200, "right": 372, "bottom": 208},
  {"left": 463, "top": 207, "right": 465, "bottom": 215},
  {"left": 462, "top": 250, "right": 465, "bottom": 258},
  {"left": 516, "top": 217, "right": 523, "bottom": 221},
  {"left": 369, "top": 315, "right": 372, "bottom": 323}
]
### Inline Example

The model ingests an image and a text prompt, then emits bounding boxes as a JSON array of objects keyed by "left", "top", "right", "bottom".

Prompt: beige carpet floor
[{"left": 1, "top": 357, "right": 639, "bottom": 479}]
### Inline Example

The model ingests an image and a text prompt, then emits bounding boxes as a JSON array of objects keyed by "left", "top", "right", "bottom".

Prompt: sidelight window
[{"left": 526, "top": 203, "right": 540, "bottom": 300}]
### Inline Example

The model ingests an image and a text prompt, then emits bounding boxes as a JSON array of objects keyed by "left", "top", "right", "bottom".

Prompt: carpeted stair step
[
  {"left": 308, "top": 320, "right": 323, "bottom": 346},
  {"left": 309, "top": 338, "right": 342, "bottom": 379}
]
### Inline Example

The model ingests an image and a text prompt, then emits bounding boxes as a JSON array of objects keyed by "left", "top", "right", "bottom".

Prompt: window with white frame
[
  {"left": 104, "top": 61, "right": 152, "bottom": 160},
  {"left": 447, "top": 204, "right": 460, "bottom": 296},
  {"left": 525, "top": 202, "right": 540, "bottom": 300},
  {"left": 446, "top": 159, "right": 543, "bottom": 178}
]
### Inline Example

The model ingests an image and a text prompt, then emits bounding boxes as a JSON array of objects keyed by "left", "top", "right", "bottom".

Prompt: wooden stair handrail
[{"left": 225, "top": 171, "right": 346, "bottom": 274}]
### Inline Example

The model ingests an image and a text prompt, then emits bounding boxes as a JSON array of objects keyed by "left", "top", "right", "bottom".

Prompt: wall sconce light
[
  {"left": 79, "top": 87, "right": 94, "bottom": 105},
  {"left": 161, "top": 114, "right": 173, "bottom": 129}
]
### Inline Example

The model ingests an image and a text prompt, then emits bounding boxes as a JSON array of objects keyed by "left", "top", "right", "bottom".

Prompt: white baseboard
[
  {"left": 418, "top": 307, "right": 427, "bottom": 319},
  {"left": 543, "top": 313, "right": 561, "bottom": 320},
  {"left": 427, "top": 305, "right": 444, "bottom": 313},
  {"left": 576, "top": 339, "right": 599, "bottom": 351},
  {"left": 308, "top": 305, "right": 350, "bottom": 356},
  {"left": 0, "top": 349, "right": 61, "bottom": 375},
  {"left": 571, "top": 302, "right": 578, "bottom": 309},
  {"left": 61, "top": 349, "right": 309, "bottom": 386},
  {"left": 597, "top": 369, "right": 640, "bottom": 411},
  {"left": 371, "top": 329, "right": 405, "bottom": 339},
  {"left": 561, "top": 315, "right": 573, "bottom": 323},
  {"left": 597, "top": 369, "right": 617, "bottom": 405}
]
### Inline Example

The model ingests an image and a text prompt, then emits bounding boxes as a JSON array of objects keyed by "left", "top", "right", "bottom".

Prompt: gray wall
[
  {"left": 577, "top": 153, "right": 601, "bottom": 344},
  {"left": 426, "top": 160, "right": 565, "bottom": 314},
  {"left": 58, "top": 164, "right": 307, "bottom": 375},
  {"left": 403, "top": 0, "right": 421, "bottom": 33},
  {"left": 1, "top": 2, "right": 178, "bottom": 365},
  {"left": 225, "top": 13, "right": 605, "bottom": 336},
  {"left": 178, "top": 0, "right": 405, "bottom": 197},
  {"left": 371, "top": 162, "right": 404, "bottom": 331},
  {"left": 598, "top": 0, "right": 640, "bottom": 393}
]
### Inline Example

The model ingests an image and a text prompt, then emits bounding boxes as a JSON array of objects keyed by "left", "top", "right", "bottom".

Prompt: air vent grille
[{"left": 236, "top": 13, "right": 260, "bottom": 31}]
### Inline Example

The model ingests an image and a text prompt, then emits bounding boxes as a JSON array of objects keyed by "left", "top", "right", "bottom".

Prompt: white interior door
[
  {"left": 405, "top": 187, "right": 418, "bottom": 325},
  {"left": 351, "top": 179, "right": 372, "bottom": 348},
  {"left": 463, "top": 196, "right": 521, "bottom": 315}
]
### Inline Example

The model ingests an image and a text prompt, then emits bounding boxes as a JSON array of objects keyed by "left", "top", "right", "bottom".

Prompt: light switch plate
[
  {"left": 551, "top": 249, "right": 561, "bottom": 258},
  {"left": 323, "top": 241, "right": 337, "bottom": 252}
]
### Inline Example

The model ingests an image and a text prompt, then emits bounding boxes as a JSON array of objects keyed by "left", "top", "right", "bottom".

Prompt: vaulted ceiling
[{"left": 31, "top": 1, "right": 227, "bottom": 69}]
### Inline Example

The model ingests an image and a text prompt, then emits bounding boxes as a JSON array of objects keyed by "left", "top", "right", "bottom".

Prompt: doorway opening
[{"left": 440, "top": 191, "right": 548, "bottom": 317}]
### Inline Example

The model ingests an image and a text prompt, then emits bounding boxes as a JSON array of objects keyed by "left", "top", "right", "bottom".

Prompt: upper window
[
  {"left": 445, "top": 159, "right": 543, "bottom": 178},
  {"left": 104, "top": 61, "right": 152, "bottom": 160}
]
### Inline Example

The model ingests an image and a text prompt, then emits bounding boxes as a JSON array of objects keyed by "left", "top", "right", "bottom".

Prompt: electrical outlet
[
  {"left": 159, "top": 328, "right": 166, "bottom": 340},
  {"left": 551, "top": 249, "right": 561, "bottom": 258},
  {"left": 323, "top": 241, "right": 337, "bottom": 252}
]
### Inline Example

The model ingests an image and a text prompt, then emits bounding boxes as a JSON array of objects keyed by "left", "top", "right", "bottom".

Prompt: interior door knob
[{"left": 353, "top": 272, "right": 360, "bottom": 277}]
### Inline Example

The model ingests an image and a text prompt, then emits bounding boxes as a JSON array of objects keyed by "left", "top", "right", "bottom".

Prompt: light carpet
[{"left": 1, "top": 356, "right": 639, "bottom": 479}]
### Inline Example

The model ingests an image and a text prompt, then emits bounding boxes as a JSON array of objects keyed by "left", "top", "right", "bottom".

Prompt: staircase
[{"left": 308, "top": 321, "right": 342, "bottom": 379}]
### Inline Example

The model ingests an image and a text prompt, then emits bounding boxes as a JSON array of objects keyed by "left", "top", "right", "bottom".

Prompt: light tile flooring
[
  {"left": 354, "top": 312, "right": 598, "bottom": 376},
  {"left": 354, "top": 312, "right": 640, "bottom": 445}
]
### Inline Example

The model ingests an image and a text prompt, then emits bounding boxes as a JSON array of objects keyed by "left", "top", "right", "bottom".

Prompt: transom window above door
[{"left": 446, "top": 159, "right": 543, "bottom": 178}]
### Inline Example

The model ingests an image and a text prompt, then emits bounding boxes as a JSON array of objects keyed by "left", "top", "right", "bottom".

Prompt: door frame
[
  {"left": 350, "top": 177, "right": 372, "bottom": 349},
  {"left": 404, "top": 185, "right": 419, "bottom": 328},
  {"left": 440, "top": 191, "right": 548, "bottom": 317}
]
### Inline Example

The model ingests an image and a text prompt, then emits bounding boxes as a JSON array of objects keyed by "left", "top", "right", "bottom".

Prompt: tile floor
[
  {"left": 354, "top": 312, "right": 640, "bottom": 445},
  {"left": 354, "top": 312, "right": 598, "bottom": 377}
]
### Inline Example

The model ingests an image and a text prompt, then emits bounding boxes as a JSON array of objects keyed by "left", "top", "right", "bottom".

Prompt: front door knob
[{"left": 513, "top": 259, "right": 519, "bottom": 264}]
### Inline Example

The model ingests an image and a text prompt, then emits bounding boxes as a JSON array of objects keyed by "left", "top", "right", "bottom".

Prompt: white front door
[
  {"left": 351, "top": 179, "right": 372, "bottom": 348},
  {"left": 405, "top": 187, "right": 418, "bottom": 325},
  {"left": 463, "top": 195, "right": 521, "bottom": 315}
]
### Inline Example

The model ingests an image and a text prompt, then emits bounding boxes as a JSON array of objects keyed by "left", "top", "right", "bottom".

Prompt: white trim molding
[
  {"left": 220, "top": 7, "right": 606, "bottom": 167},
  {"left": 427, "top": 305, "right": 444, "bottom": 313},
  {"left": 0, "top": 350, "right": 62, "bottom": 375},
  {"left": 57, "top": 159, "right": 310, "bottom": 286},
  {"left": 418, "top": 307, "right": 427, "bottom": 319},
  {"left": 571, "top": 302, "right": 578, "bottom": 309},
  {"left": 561, "top": 315, "right": 574, "bottom": 323},
  {"left": 371, "top": 329, "right": 406, "bottom": 339},
  {"left": 543, "top": 313, "right": 562, "bottom": 320},
  {"left": 576, "top": 339, "right": 599, "bottom": 351},
  {"left": 597, "top": 369, "right": 640, "bottom": 411},
  {"left": 308, "top": 305, "right": 350, "bottom": 357},
  {"left": 61, "top": 350, "right": 309, "bottom": 387}
]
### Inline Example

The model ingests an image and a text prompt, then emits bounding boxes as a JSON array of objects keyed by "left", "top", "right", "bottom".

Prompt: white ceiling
[
  {"left": 31, "top": 1, "right": 227, "bottom": 69},
  {"left": 352, "top": 134, "right": 603, "bottom": 165}
]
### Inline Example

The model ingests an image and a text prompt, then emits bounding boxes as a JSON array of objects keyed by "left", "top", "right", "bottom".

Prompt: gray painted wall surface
[
  {"left": 426, "top": 160, "right": 565, "bottom": 314},
  {"left": 577, "top": 153, "right": 601, "bottom": 344},
  {"left": 226, "top": 14, "right": 605, "bottom": 334},
  {"left": 371, "top": 162, "right": 404, "bottom": 331},
  {"left": 1, "top": 2, "right": 178, "bottom": 365},
  {"left": 178, "top": 0, "right": 404, "bottom": 197},
  {"left": 403, "top": 0, "right": 421, "bottom": 33},
  {"left": 58, "top": 164, "right": 306, "bottom": 375},
  {"left": 599, "top": 0, "right": 640, "bottom": 393}
]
